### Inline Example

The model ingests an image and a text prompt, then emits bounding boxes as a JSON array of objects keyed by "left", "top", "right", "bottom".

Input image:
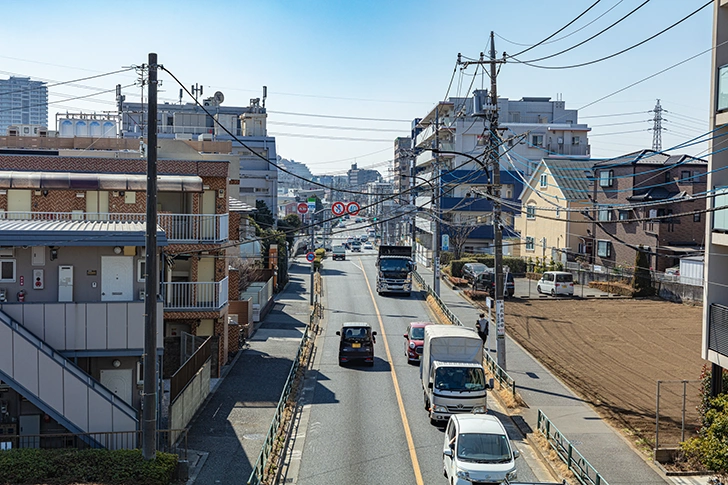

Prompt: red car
[{"left": 403, "top": 322, "right": 431, "bottom": 364}]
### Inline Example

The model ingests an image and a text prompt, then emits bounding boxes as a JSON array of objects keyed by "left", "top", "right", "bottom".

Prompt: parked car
[
  {"left": 363, "top": 242, "right": 373, "bottom": 250},
  {"left": 443, "top": 414, "right": 520, "bottom": 484},
  {"left": 336, "top": 322, "right": 377, "bottom": 366},
  {"left": 462, "top": 263, "right": 488, "bottom": 283},
  {"left": 537, "top": 271, "right": 574, "bottom": 296},
  {"left": 472, "top": 270, "right": 515, "bottom": 298},
  {"left": 403, "top": 322, "right": 431, "bottom": 364}
]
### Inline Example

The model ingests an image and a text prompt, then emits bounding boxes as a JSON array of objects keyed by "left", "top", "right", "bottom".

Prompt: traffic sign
[
  {"left": 297, "top": 202, "right": 308, "bottom": 214},
  {"left": 332, "top": 201, "right": 346, "bottom": 216},
  {"left": 442, "top": 234, "right": 449, "bottom": 252},
  {"left": 307, "top": 197, "right": 317, "bottom": 214},
  {"left": 346, "top": 201, "right": 360, "bottom": 216},
  {"left": 306, "top": 252, "right": 315, "bottom": 262}
]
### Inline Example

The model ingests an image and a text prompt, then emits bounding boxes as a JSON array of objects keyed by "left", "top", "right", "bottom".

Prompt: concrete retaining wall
[{"left": 169, "top": 359, "right": 211, "bottom": 445}]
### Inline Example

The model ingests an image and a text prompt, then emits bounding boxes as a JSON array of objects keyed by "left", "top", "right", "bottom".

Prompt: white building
[{"left": 702, "top": 0, "right": 728, "bottom": 394}]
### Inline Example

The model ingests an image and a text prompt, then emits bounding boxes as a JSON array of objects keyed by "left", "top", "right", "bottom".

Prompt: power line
[
  {"left": 266, "top": 109, "right": 410, "bottom": 123},
  {"left": 0, "top": 67, "right": 135, "bottom": 96}
]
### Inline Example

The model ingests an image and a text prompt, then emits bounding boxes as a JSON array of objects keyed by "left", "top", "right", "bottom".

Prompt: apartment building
[
  {"left": 412, "top": 100, "right": 523, "bottom": 258},
  {"left": 0, "top": 133, "right": 255, "bottom": 439},
  {"left": 591, "top": 150, "right": 707, "bottom": 273},
  {"left": 703, "top": 0, "right": 728, "bottom": 389},
  {"left": 0, "top": 77, "right": 48, "bottom": 136}
]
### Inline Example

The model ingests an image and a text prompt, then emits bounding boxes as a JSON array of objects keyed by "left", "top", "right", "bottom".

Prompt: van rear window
[{"left": 556, "top": 274, "right": 573, "bottom": 283}]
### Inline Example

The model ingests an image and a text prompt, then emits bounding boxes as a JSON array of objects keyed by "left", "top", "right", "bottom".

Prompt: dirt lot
[{"left": 499, "top": 297, "right": 707, "bottom": 450}]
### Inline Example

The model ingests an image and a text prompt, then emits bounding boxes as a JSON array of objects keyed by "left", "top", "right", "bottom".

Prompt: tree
[
  {"left": 253, "top": 200, "right": 275, "bottom": 229},
  {"left": 631, "top": 245, "right": 654, "bottom": 296},
  {"left": 259, "top": 228, "right": 289, "bottom": 291},
  {"left": 443, "top": 215, "right": 477, "bottom": 260},
  {"left": 282, "top": 213, "right": 302, "bottom": 230}
]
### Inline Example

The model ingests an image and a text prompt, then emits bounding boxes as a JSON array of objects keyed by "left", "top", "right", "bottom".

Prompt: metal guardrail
[
  {"left": 484, "top": 349, "right": 516, "bottom": 398},
  {"left": 247, "top": 300, "right": 320, "bottom": 485},
  {"left": 537, "top": 410, "right": 610, "bottom": 485}
]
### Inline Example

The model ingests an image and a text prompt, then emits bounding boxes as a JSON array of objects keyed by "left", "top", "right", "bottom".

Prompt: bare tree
[
  {"left": 443, "top": 215, "right": 478, "bottom": 260},
  {"left": 229, "top": 256, "right": 259, "bottom": 293}
]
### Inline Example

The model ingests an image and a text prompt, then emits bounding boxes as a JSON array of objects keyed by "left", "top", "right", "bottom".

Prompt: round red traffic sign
[
  {"left": 346, "top": 201, "right": 360, "bottom": 216},
  {"left": 306, "top": 252, "right": 315, "bottom": 262},
  {"left": 332, "top": 201, "right": 346, "bottom": 216},
  {"left": 297, "top": 202, "right": 309, "bottom": 214}
]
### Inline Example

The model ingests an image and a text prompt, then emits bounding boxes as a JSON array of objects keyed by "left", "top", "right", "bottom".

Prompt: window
[
  {"left": 719, "top": 64, "right": 728, "bottom": 112},
  {"left": 526, "top": 237, "right": 534, "bottom": 251},
  {"left": 597, "top": 240, "right": 612, "bottom": 258},
  {"left": 0, "top": 260, "right": 16, "bottom": 282},
  {"left": 532, "top": 135, "right": 544, "bottom": 147},
  {"left": 137, "top": 259, "right": 146, "bottom": 283},
  {"left": 664, "top": 171, "right": 671, "bottom": 183},
  {"left": 619, "top": 210, "right": 630, "bottom": 221},
  {"left": 572, "top": 136, "right": 580, "bottom": 146},
  {"left": 526, "top": 205, "right": 536, "bottom": 220},
  {"left": 539, "top": 174, "right": 548, "bottom": 188},
  {"left": 694, "top": 212, "right": 701, "bottom": 223},
  {"left": 599, "top": 170, "right": 614, "bottom": 187},
  {"left": 681, "top": 171, "right": 691, "bottom": 182},
  {"left": 598, "top": 207, "right": 613, "bottom": 221}
]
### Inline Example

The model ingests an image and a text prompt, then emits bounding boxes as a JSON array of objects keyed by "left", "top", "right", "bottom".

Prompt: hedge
[
  {"left": 588, "top": 280, "right": 635, "bottom": 297},
  {"left": 450, "top": 257, "right": 527, "bottom": 277},
  {"left": 0, "top": 448, "right": 178, "bottom": 485}
]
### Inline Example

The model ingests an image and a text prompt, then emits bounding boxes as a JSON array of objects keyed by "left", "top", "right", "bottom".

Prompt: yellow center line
[{"left": 357, "top": 257, "right": 424, "bottom": 485}]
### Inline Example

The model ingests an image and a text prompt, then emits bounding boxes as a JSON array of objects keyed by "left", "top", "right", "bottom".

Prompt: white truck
[{"left": 421, "top": 325, "right": 489, "bottom": 425}]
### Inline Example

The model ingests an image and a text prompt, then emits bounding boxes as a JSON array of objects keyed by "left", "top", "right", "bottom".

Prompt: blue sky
[{"left": 0, "top": 0, "right": 715, "bottom": 176}]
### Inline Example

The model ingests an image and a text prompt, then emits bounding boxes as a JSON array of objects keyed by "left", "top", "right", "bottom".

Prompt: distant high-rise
[{"left": 0, "top": 77, "right": 48, "bottom": 135}]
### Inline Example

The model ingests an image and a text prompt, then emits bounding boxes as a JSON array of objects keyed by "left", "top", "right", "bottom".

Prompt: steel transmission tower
[{"left": 651, "top": 99, "right": 664, "bottom": 152}]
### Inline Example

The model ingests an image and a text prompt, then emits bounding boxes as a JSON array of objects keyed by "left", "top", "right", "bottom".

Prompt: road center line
[{"left": 357, "top": 257, "right": 424, "bottom": 485}]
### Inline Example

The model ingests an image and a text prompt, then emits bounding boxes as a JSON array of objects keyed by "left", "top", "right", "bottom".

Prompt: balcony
[
  {"left": 0, "top": 211, "right": 229, "bottom": 244},
  {"left": 163, "top": 277, "right": 228, "bottom": 312}
]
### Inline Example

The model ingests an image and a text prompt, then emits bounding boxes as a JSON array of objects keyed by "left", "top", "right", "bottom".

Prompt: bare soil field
[{"left": 499, "top": 297, "right": 706, "bottom": 451}]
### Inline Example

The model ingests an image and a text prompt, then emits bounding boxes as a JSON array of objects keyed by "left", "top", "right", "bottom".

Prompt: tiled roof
[
  {"left": 593, "top": 149, "right": 707, "bottom": 168},
  {"left": 228, "top": 197, "right": 257, "bottom": 213},
  {"left": 543, "top": 159, "right": 596, "bottom": 201}
]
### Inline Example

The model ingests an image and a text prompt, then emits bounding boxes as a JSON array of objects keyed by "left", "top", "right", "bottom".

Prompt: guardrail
[
  {"left": 414, "top": 270, "right": 518, "bottom": 399},
  {"left": 247, "top": 300, "right": 321, "bottom": 485},
  {"left": 484, "top": 350, "right": 516, "bottom": 398},
  {"left": 537, "top": 410, "right": 610, "bottom": 485}
]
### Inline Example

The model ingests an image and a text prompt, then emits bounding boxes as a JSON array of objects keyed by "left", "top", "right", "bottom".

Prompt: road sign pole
[{"left": 310, "top": 212, "right": 315, "bottom": 305}]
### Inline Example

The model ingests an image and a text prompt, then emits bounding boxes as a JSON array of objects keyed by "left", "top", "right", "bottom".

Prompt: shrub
[
  {"left": 0, "top": 448, "right": 178, "bottom": 485},
  {"left": 632, "top": 247, "right": 654, "bottom": 296},
  {"left": 588, "top": 280, "right": 635, "bottom": 296},
  {"left": 463, "top": 289, "right": 490, "bottom": 300},
  {"left": 682, "top": 393, "right": 728, "bottom": 480},
  {"left": 440, "top": 251, "right": 455, "bottom": 266}
]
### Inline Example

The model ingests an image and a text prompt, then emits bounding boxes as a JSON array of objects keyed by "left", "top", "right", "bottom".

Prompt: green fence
[
  {"left": 537, "top": 410, "right": 610, "bottom": 485},
  {"left": 484, "top": 349, "right": 516, "bottom": 398},
  {"left": 247, "top": 301, "right": 320, "bottom": 485}
]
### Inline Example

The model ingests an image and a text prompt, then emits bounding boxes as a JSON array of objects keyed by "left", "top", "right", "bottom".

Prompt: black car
[
  {"left": 473, "top": 270, "right": 515, "bottom": 298},
  {"left": 336, "top": 322, "right": 377, "bottom": 366},
  {"left": 462, "top": 263, "right": 488, "bottom": 283}
]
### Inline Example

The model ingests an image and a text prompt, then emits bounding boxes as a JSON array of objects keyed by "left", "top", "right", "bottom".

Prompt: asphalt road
[{"left": 289, "top": 224, "right": 548, "bottom": 485}]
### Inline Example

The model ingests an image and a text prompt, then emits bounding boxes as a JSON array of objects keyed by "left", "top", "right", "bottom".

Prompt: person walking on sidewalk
[{"left": 475, "top": 313, "right": 488, "bottom": 349}]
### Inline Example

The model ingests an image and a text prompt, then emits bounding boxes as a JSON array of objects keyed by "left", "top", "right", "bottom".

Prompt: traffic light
[{"left": 373, "top": 217, "right": 378, "bottom": 222}]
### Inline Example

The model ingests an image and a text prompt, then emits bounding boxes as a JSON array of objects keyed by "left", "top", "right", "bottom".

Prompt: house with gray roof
[{"left": 515, "top": 158, "right": 595, "bottom": 263}]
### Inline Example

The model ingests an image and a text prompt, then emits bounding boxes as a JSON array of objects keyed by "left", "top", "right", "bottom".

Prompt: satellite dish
[{"left": 214, "top": 91, "right": 225, "bottom": 104}]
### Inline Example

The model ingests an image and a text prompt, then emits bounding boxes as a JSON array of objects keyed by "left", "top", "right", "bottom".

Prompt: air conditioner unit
[{"left": 198, "top": 133, "right": 212, "bottom": 142}]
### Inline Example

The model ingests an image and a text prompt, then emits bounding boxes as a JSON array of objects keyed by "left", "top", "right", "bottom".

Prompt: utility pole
[
  {"left": 651, "top": 99, "right": 664, "bottom": 152},
  {"left": 433, "top": 106, "right": 441, "bottom": 296},
  {"left": 459, "top": 32, "right": 506, "bottom": 369},
  {"left": 310, "top": 212, "right": 314, "bottom": 305},
  {"left": 142, "top": 53, "right": 159, "bottom": 461}
]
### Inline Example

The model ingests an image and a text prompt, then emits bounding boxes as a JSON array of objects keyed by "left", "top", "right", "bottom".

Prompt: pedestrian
[{"left": 475, "top": 312, "right": 488, "bottom": 348}]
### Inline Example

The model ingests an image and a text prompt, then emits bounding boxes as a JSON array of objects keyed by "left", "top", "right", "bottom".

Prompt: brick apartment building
[{"left": 591, "top": 149, "right": 707, "bottom": 272}]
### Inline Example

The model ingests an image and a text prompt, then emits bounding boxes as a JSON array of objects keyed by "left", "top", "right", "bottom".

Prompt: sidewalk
[
  {"left": 184, "top": 261, "right": 311, "bottom": 485},
  {"left": 417, "top": 266, "right": 670, "bottom": 485}
]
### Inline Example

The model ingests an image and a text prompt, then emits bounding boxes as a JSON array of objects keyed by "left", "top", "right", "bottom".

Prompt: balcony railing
[
  {"left": 0, "top": 211, "right": 229, "bottom": 244},
  {"left": 163, "top": 277, "right": 228, "bottom": 311}
]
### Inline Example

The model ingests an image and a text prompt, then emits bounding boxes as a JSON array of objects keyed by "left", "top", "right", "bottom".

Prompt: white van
[{"left": 537, "top": 271, "right": 574, "bottom": 296}]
